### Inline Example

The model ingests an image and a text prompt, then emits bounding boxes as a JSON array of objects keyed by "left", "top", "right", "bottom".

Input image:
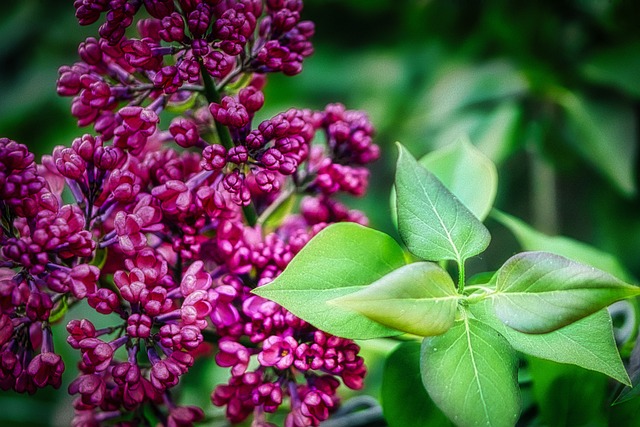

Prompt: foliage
[{"left": 257, "top": 141, "right": 639, "bottom": 426}]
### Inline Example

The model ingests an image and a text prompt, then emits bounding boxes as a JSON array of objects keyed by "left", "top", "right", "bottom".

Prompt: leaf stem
[
  {"left": 457, "top": 258, "right": 465, "bottom": 293},
  {"left": 200, "top": 61, "right": 233, "bottom": 150}
]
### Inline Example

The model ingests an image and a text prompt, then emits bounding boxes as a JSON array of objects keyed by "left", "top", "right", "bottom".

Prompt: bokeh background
[{"left": 1, "top": 0, "right": 640, "bottom": 425}]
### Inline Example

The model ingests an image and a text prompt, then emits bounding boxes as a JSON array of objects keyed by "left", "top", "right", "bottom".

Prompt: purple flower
[{"left": 258, "top": 335, "right": 298, "bottom": 370}]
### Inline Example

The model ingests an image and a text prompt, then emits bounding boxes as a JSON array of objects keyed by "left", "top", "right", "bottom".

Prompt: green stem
[
  {"left": 200, "top": 62, "right": 233, "bottom": 150},
  {"left": 256, "top": 184, "right": 296, "bottom": 226},
  {"left": 457, "top": 258, "right": 465, "bottom": 293},
  {"left": 242, "top": 203, "right": 258, "bottom": 227},
  {"left": 200, "top": 62, "right": 258, "bottom": 226}
]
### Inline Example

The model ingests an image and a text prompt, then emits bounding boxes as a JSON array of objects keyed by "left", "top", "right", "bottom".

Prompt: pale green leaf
[
  {"left": 472, "top": 301, "right": 630, "bottom": 386},
  {"left": 490, "top": 251, "right": 640, "bottom": 333},
  {"left": 252, "top": 222, "right": 405, "bottom": 339},
  {"left": 419, "top": 135, "right": 498, "bottom": 221},
  {"left": 395, "top": 142, "right": 491, "bottom": 264},
  {"left": 382, "top": 342, "right": 452, "bottom": 427},
  {"left": 421, "top": 315, "right": 520, "bottom": 427},
  {"left": 330, "top": 262, "right": 459, "bottom": 337},
  {"left": 492, "top": 209, "right": 632, "bottom": 282}
]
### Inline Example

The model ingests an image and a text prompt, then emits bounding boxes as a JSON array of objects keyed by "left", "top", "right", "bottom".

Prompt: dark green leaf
[
  {"left": 581, "top": 42, "right": 640, "bottom": 98},
  {"left": 491, "top": 251, "right": 640, "bottom": 333},
  {"left": 527, "top": 357, "right": 608, "bottom": 427},
  {"left": 382, "top": 341, "right": 452, "bottom": 427},
  {"left": 560, "top": 93, "right": 636, "bottom": 196},
  {"left": 395, "top": 142, "right": 491, "bottom": 264},
  {"left": 421, "top": 315, "right": 520, "bottom": 427},
  {"left": 330, "top": 262, "right": 459, "bottom": 337},
  {"left": 252, "top": 222, "right": 405, "bottom": 339}
]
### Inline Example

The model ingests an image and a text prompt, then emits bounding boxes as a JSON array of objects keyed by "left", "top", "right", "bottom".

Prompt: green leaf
[
  {"left": 490, "top": 251, "right": 640, "bottom": 334},
  {"left": 471, "top": 301, "right": 630, "bottom": 386},
  {"left": 48, "top": 295, "right": 68, "bottom": 324},
  {"left": 330, "top": 262, "right": 459, "bottom": 337},
  {"left": 492, "top": 209, "right": 632, "bottom": 282},
  {"left": 421, "top": 315, "right": 520, "bottom": 427},
  {"left": 252, "top": 222, "right": 405, "bottom": 339},
  {"left": 382, "top": 341, "right": 452, "bottom": 427},
  {"left": 395, "top": 142, "right": 491, "bottom": 264},
  {"left": 419, "top": 135, "right": 498, "bottom": 221},
  {"left": 560, "top": 92, "right": 636, "bottom": 196},
  {"left": 425, "top": 60, "right": 529, "bottom": 124}
]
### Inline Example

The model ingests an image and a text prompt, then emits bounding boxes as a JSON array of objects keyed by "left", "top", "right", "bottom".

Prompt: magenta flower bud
[
  {"left": 108, "top": 169, "right": 141, "bottom": 202},
  {"left": 210, "top": 97, "right": 249, "bottom": 129},
  {"left": 87, "top": 288, "right": 120, "bottom": 314},
  {"left": 160, "top": 12, "right": 185, "bottom": 42},
  {"left": 67, "top": 319, "right": 97, "bottom": 349},
  {"left": 176, "top": 55, "right": 200, "bottom": 84},
  {"left": 239, "top": 86, "right": 264, "bottom": 113},
  {"left": 0, "top": 138, "right": 35, "bottom": 171},
  {"left": 0, "top": 350, "right": 21, "bottom": 391},
  {"left": 181, "top": 290, "right": 212, "bottom": 329},
  {"left": 143, "top": 0, "right": 175, "bottom": 18},
  {"left": 68, "top": 264, "right": 100, "bottom": 299},
  {"left": 254, "top": 170, "right": 280, "bottom": 193},
  {"left": 187, "top": 3, "right": 212, "bottom": 37},
  {"left": 26, "top": 291, "right": 53, "bottom": 322},
  {"left": 252, "top": 382, "right": 283, "bottom": 413},
  {"left": 245, "top": 130, "right": 264, "bottom": 149},
  {"left": 151, "top": 179, "right": 192, "bottom": 216},
  {"left": 74, "top": 0, "right": 109, "bottom": 25},
  {"left": 154, "top": 65, "right": 183, "bottom": 94},
  {"left": 227, "top": 146, "right": 248, "bottom": 164},
  {"left": 191, "top": 38, "right": 210, "bottom": 57},
  {"left": 180, "top": 260, "right": 212, "bottom": 296},
  {"left": 27, "top": 352, "right": 65, "bottom": 389},
  {"left": 167, "top": 405, "right": 205, "bottom": 427},
  {"left": 178, "top": 325, "right": 203, "bottom": 351},
  {"left": 140, "top": 285, "right": 172, "bottom": 316},
  {"left": 0, "top": 314, "right": 12, "bottom": 347},
  {"left": 52, "top": 146, "right": 86, "bottom": 180},
  {"left": 150, "top": 358, "right": 181, "bottom": 391},
  {"left": 68, "top": 374, "right": 106, "bottom": 407},
  {"left": 203, "top": 50, "right": 233, "bottom": 78},
  {"left": 56, "top": 64, "right": 90, "bottom": 97},
  {"left": 71, "top": 97, "right": 99, "bottom": 127},
  {"left": 126, "top": 313, "right": 152, "bottom": 338},
  {"left": 79, "top": 338, "right": 114, "bottom": 372},
  {"left": 216, "top": 340, "right": 251, "bottom": 376},
  {"left": 124, "top": 248, "right": 169, "bottom": 285},
  {"left": 121, "top": 37, "right": 162, "bottom": 70},
  {"left": 169, "top": 117, "right": 200, "bottom": 148},
  {"left": 260, "top": 148, "right": 283, "bottom": 170},
  {"left": 71, "top": 134, "right": 100, "bottom": 162},
  {"left": 82, "top": 80, "right": 112, "bottom": 109},
  {"left": 201, "top": 144, "right": 227, "bottom": 171},
  {"left": 159, "top": 324, "right": 181, "bottom": 349},
  {"left": 300, "top": 389, "right": 334, "bottom": 422},
  {"left": 115, "top": 270, "right": 146, "bottom": 304},
  {"left": 94, "top": 145, "right": 123, "bottom": 170}
]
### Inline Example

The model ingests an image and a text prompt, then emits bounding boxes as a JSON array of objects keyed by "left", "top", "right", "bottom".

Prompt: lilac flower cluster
[{"left": 1, "top": 1, "right": 380, "bottom": 426}]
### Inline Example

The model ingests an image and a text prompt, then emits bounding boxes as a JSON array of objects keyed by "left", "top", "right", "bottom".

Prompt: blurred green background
[{"left": 1, "top": 0, "right": 640, "bottom": 425}]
